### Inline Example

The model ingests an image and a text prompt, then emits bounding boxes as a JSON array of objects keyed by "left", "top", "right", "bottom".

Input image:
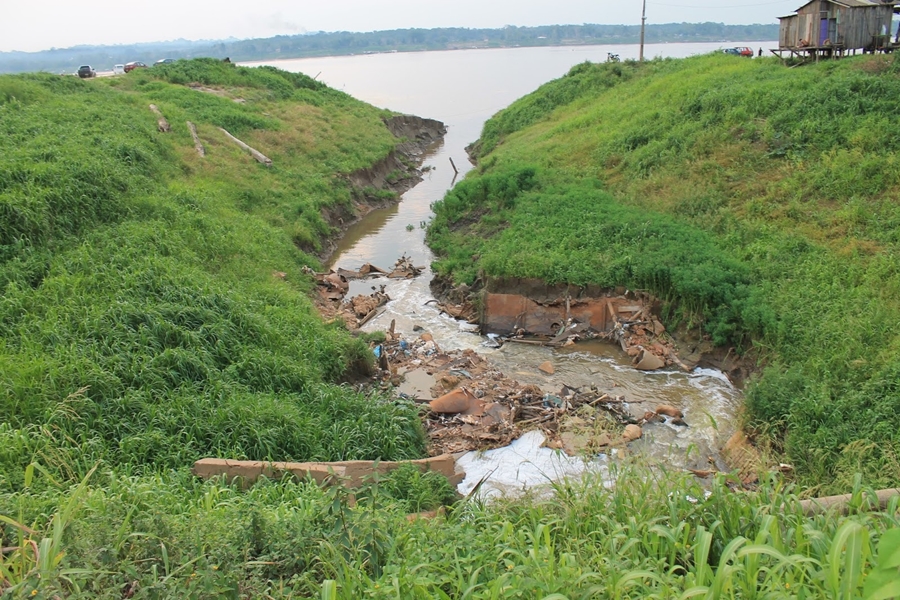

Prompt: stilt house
[{"left": 778, "top": 0, "right": 898, "bottom": 53}]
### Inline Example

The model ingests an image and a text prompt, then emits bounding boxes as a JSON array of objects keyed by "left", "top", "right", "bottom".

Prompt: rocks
[
  {"left": 538, "top": 361, "right": 555, "bottom": 375},
  {"left": 655, "top": 404, "right": 684, "bottom": 419},
  {"left": 622, "top": 424, "right": 643, "bottom": 443},
  {"left": 430, "top": 388, "right": 483, "bottom": 416}
]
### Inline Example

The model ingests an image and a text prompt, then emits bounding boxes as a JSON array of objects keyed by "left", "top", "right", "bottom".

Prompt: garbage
[
  {"left": 430, "top": 388, "right": 483, "bottom": 415},
  {"left": 369, "top": 333, "right": 642, "bottom": 456},
  {"left": 483, "top": 333, "right": 503, "bottom": 348},
  {"left": 634, "top": 348, "right": 666, "bottom": 371}
]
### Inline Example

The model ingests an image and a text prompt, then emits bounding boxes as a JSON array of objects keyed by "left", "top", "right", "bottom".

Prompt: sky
[{"left": 1, "top": 0, "right": 800, "bottom": 53}]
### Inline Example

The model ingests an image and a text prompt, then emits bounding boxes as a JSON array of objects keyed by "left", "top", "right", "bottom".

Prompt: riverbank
[
  {"left": 428, "top": 52, "right": 900, "bottom": 492},
  {"left": 316, "top": 115, "right": 446, "bottom": 263},
  {"left": 4, "top": 56, "right": 900, "bottom": 599}
]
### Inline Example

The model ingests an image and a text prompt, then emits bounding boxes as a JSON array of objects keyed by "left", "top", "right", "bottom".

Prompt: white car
[{"left": 113, "top": 64, "right": 125, "bottom": 75}]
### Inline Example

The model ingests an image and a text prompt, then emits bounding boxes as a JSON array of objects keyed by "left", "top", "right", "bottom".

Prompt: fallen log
[
  {"left": 186, "top": 121, "right": 205, "bottom": 157},
  {"left": 798, "top": 488, "right": 900, "bottom": 516},
  {"left": 148, "top": 104, "right": 170, "bottom": 132},
  {"left": 218, "top": 127, "right": 272, "bottom": 166},
  {"left": 358, "top": 306, "right": 385, "bottom": 327}
]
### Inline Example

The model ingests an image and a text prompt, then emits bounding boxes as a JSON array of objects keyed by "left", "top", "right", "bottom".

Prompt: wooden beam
[
  {"left": 799, "top": 488, "right": 900, "bottom": 516},
  {"left": 148, "top": 104, "right": 170, "bottom": 133},
  {"left": 186, "top": 121, "right": 205, "bottom": 157},
  {"left": 218, "top": 127, "right": 273, "bottom": 167}
]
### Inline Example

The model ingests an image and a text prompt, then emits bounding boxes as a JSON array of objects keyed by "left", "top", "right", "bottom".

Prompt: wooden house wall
[
  {"left": 779, "top": 1, "right": 895, "bottom": 49},
  {"left": 835, "top": 5, "right": 893, "bottom": 48},
  {"left": 796, "top": 1, "right": 820, "bottom": 45},
  {"left": 780, "top": 15, "right": 799, "bottom": 46}
]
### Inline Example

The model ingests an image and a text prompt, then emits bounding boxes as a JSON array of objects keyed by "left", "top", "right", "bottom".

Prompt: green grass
[
  {"left": 0, "top": 62, "right": 425, "bottom": 491},
  {"left": 429, "top": 53, "right": 900, "bottom": 491},
  {"left": 5, "top": 55, "right": 900, "bottom": 598},
  {"left": 3, "top": 465, "right": 899, "bottom": 597}
]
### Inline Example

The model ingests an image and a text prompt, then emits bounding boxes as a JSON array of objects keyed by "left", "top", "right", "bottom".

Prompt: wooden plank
[
  {"left": 186, "top": 121, "right": 205, "bottom": 157},
  {"left": 148, "top": 104, "right": 170, "bottom": 133},
  {"left": 218, "top": 127, "right": 273, "bottom": 166}
]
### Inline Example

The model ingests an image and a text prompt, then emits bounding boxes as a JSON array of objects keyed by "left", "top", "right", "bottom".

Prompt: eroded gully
[{"left": 250, "top": 42, "right": 759, "bottom": 495}]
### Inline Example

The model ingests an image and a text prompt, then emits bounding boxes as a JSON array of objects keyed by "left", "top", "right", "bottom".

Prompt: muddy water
[{"left": 250, "top": 43, "right": 763, "bottom": 490}]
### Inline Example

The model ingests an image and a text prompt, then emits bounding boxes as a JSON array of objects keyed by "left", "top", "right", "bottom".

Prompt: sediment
[{"left": 317, "top": 115, "right": 446, "bottom": 263}]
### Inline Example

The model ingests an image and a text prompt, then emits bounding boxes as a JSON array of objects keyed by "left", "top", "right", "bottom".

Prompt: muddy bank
[
  {"left": 316, "top": 115, "right": 446, "bottom": 263},
  {"left": 431, "top": 274, "right": 756, "bottom": 386}
]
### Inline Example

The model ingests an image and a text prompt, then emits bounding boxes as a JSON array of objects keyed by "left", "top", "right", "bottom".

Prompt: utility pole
[{"left": 639, "top": 0, "right": 647, "bottom": 61}]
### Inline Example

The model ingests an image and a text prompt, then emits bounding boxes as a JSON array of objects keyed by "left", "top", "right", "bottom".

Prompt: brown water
[{"left": 247, "top": 43, "right": 770, "bottom": 480}]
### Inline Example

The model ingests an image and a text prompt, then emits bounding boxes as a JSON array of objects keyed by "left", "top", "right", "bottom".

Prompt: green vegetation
[
  {"left": 3, "top": 466, "right": 900, "bottom": 597},
  {"left": 4, "top": 55, "right": 899, "bottom": 598},
  {"left": 429, "top": 54, "right": 900, "bottom": 491},
  {"left": 0, "top": 61, "right": 427, "bottom": 489}
]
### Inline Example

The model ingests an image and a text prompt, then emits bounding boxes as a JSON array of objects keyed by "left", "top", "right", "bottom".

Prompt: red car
[
  {"left": 735, "top": 47, "right": 754, "bottom": 57},
  {"left": 124, "top": 61, "right": 148, "bottom": 73}
]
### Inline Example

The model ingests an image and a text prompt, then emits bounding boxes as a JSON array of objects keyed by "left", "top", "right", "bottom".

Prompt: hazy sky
[{"left": 2, "top": 0, "right": 798, "bottom": 53}]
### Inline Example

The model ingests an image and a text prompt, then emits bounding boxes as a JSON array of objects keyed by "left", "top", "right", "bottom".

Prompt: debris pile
[
  {"left": 492, "top": 312, "right": 684, "bottom": 373},
  {"left": 309, "top": 256, "right": 425, "bottom": 328},
  {"left": 371, "top": 333, "right": 686, "bottom": 456},
  {"left": 386, "top": 254, "right": 423, "bottom": 279},
  {"left": 425, "top": 299, "right": 479, "bottom": 323},
  {"left": 479, "top": 288, "right": 690, "bottom": 372},
  {"left": 608, "top": 309, "right": 690, "bottom": 372}
]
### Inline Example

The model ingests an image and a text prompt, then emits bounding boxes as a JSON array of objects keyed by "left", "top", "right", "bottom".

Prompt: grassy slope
[
  {"left": 0, "top": 60, "right": 427, "bottom": 489},
  {"left": 3, "top": 58, "right": 900, "bottom": 599},
  {"left": 428, "top": 54, "right": 900, "bottom": 490}
]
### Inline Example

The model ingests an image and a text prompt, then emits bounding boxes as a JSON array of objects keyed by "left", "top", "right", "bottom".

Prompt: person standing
[{"left": 758, "top": 47, "right": 763, "bottom": 57}]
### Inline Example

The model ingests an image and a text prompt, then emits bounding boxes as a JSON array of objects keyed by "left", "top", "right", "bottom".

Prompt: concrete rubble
[
  {"left": 309, "top": 255, "right": 425, "bottom": 328},
  {"left": 475, "top": 282, "right": 693, "bottom": 373},
  {"left": 372, "top": 332, "right": 680, "bottom": 457},
  {"left": 191, "top": 454, "right": 462, "bottom": 489}
]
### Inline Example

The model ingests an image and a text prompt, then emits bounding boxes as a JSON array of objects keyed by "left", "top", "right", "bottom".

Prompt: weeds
[
  {"left": 4, "top": 466, "right": 898, "bottom": 598},
  {"left": 429, "top": 53, "right": 900, "bottom": 490}
]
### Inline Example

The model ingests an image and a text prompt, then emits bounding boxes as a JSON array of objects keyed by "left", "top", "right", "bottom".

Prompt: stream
[{"left": 249, "top": 42, "right": 766, "bottom": 495}]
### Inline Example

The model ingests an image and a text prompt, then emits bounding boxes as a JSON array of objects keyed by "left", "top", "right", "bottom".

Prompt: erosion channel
[{"left": 253, "top": 43, "right": 755, "bottom": 496}]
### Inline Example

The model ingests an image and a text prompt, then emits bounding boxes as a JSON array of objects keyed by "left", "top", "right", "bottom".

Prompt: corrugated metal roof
[
  {"left": 784, "top": 0, "right": 895, "bottom": 15},
  {"left": 830, "top": 0, "right": 892, "bottom": 7},
  {"left": 778, "top": 0, "right": 898, "bottom": 12}
]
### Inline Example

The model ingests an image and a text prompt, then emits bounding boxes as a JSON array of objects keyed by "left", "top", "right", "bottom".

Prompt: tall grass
[
  {"left": 3, "top": 466, "right": 898, "bottom": 597},
  {"left": 0, "top": 61, "right": 425, "bottom": 493},
  {"left": 430, "top": 53, "right": 900, "bottom": 490}
]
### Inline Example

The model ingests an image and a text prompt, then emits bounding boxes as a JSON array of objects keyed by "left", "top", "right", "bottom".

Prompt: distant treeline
[{"left": 0, "top": 22, "right": 778, "bottom": 74}]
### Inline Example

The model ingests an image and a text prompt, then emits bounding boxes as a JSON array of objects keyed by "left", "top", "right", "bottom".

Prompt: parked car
[
  {"left": 154, "top": 58, "right": 175, "bottom": 65},
  {"left": 124, "top": 61, "right": 148, "bottom": 73},
  {"left": 722, "top": 47, "right": 753, "bottom": 57},
  {"left": 113, "top": 64, "right": 125, "bottom": 75},
  {"left": 77, "top": 65, "right": 95, "bottom": 78}
]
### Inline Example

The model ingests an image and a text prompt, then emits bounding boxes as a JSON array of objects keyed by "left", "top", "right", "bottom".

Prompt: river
[{"left": 246, "top": 42, "right": 771, "bottom": 492}]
